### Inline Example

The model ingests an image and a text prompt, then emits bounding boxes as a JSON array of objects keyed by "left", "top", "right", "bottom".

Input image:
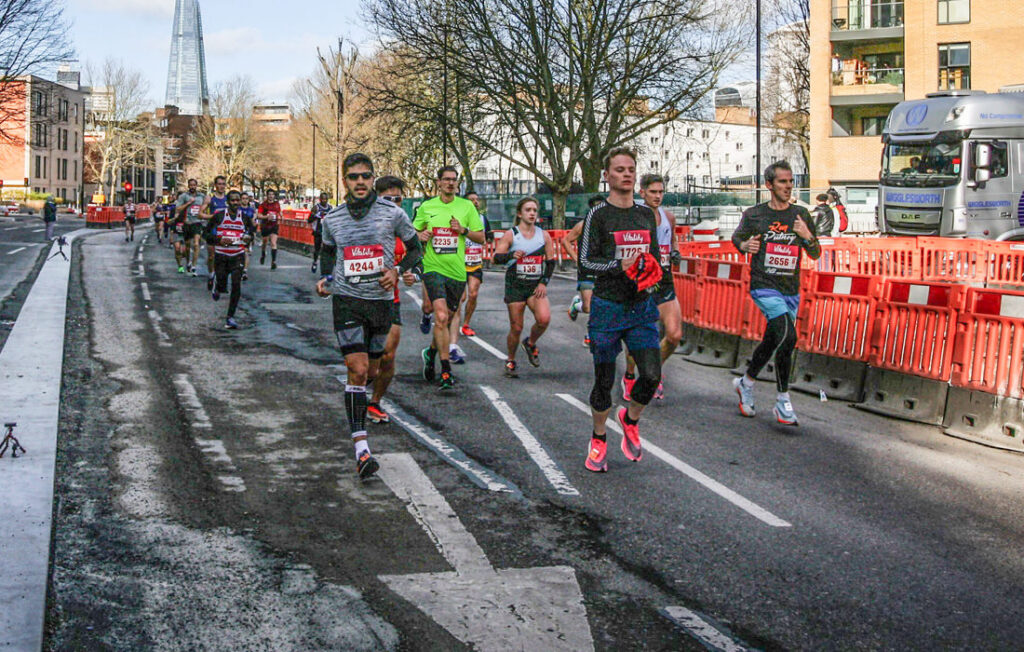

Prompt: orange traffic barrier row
[
  {"left": 692, "top": 259, "right": 747, "bottom": 336},
  {"left": 797, "top": 272, "right": 882, "bottom": 362}
]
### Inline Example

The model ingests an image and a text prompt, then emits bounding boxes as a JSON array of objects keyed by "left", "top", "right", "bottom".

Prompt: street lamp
[
  {"left": 311, "top": 120, "right": 316, "bottom": 199},
  {"left": 755, "top": 0, "right": 762, "bottom": 202}
]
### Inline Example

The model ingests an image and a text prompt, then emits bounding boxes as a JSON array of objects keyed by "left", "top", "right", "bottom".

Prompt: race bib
[
  {"left": 765, "top": 242, "right": 798, "bottom": 272},
  {"left": 342, "top": 245, "right": 385, "bottom": 282},
  {"left": 432, "top": 227, "right": 459, "bottom": 255},
  {"left": 175, "top": 222, "right": 183, "bottom": 233},
  {"left": 187, "top": 205, "right": 201, "bottom": 218},
  {"left": 266, "top": 212, "right": 279, "bottom": 223},
  {"left": 516, "top": 255, "right": 543, "bottom": 280},
  {"left": 465, "top": 244, "right": 484, "bottom": 266},
  {"left": 614, "top": 230, "right": 651, "bottom": 260},
  {"left": 659, "top": 244, "right": 672, "bottom": 268}
]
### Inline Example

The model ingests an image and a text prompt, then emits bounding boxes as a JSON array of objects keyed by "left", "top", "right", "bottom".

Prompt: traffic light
[{"left": 124, "top": 182, "right": 133, "bottom": 193}]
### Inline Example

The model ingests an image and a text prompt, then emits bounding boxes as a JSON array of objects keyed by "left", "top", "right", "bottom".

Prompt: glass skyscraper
[{"left": 164, "top": 0, "right": 209, "bottom": 115}]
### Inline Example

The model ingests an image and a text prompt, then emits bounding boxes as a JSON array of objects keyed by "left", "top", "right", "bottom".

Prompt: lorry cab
[{"left": 879, "top": 90, "right": 1024, "bottom": 240}]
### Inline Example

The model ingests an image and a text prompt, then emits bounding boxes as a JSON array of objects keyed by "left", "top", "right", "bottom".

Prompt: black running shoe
[{"left": 357, "top": 451, "right": 379, "bottom": 480}]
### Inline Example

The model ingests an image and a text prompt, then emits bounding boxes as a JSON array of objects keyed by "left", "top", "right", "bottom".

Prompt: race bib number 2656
[{"left": 765, "top": 242, "right": 798, "bottom": 272}]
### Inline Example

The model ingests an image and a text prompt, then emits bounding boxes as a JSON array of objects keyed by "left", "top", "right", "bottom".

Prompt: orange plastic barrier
[
  {"left": 694, "top": 259, "right": 747, "bottom": 336},
  {"left": 869, "top": 280, "right": 967, "bottom": 381},
  {"left": 673, "top": 258, "right": 701, "bottom": 324},
  {"left": 797, "top": 272, "right": 882, "bottom": 361},
  {"left": 950, "top": 287, "right": 1024, "bottom": 399},
  {"left": 855, "top": 237, "right": 920, "bottom": 278},
  {"left": 280, "top": 219, "right": 314, "bottom": 246},
  {"left": 808, "top": 237, "right": 860, "bottom": 273},
  {"left": 986, "top": 241, "right": 1024, "bottom": 287},
  {"left": 678, "top": 240, "right": 745, "bottom": 262},
  {"left": 917, "top": 237, "right": 988, "bottom": 284}
]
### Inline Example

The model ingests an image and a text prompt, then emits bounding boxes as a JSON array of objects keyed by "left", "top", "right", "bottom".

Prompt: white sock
[
  {"left": 777, "top": 392, "right": 791, "bottom": 402},
  {"left": 353, "top": 436, "right": 369, "bottom": 458},
  {"left": 741, "top": 375, "right": 755, "bottom": 388}
]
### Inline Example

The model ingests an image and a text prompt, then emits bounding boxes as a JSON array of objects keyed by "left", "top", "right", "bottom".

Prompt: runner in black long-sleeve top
[
  {"left": 577, "top": 147, "right": 661, "bottom": 473},
  {"left": 730, "top": 160, "right": 820, "bottom": 426}
]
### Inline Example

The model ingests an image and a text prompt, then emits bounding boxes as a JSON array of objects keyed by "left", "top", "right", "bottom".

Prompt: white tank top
[
  {"left": 656, "top": 207, "right": 673, "bottom": 268},
  {"left": 507, "top": 224, "right": 546, "bottom": 281}
]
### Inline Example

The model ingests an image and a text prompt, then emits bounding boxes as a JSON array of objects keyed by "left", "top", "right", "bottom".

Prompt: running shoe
[
  {"left": 125, "top": 237, "right": 129, "bottom": 242},
  {"left": 732, "top": 377, "right": 756, "bottom": 418},
  {"left": 207, "top": 273, "right": 214, "bottom": 291},
  {"left": 774, "top": 396, "right": 798, "bottom": 426},
  {"left": 211, "top": 288, "right": 220, "bottom": 302},
  {"left": 438, "top": 371, "right": 455, "bottom": 390},
  {"left": 449, "top": 345, "right": 466, "bottom": 365},
  {"left": 621, "top": 375, "right": 635, "bottom": 403},
  {"left": 191, "top": 269, "right": 198, "bottom": 277},
  {"left": 583, "top": 335, "right": 591, "bottom": 347},
  {"left": 421, "top": 347, "right": 436, "bottom": 382},
  {"left": 584, "top": 437, "right": 608, "bottom": 473},
  {"left": 654, "top": 381, "right": 665, "bottom": 401},
  {"left": 367, "top": 403, "right": 389, "bottom": 424},
  {"left": 225, "top": 317, "right": 239, "bottom": 329},
  {"left": 504, "top": 360, "right": 518, "bottom": 378},
  {"left": 177, "top": 266, "right": 185, "bottom": 274},
  {"left": 260, "top": 253, "right": 266, "bottom": 265},
  {"left": 568, "top": 295, "right": 583, "bottom": 321},
  {"left": 310, "top": 261, "right": 317, "bottom": 273},
  {"left": 617, "top": 407, "right": 642, "bottom": 462},
  {"left": 460, "top": 324, "right": 476, "bottom": 336},
  {"left": 357, "top": 451, "right": 379, "bottom": 480},
  {"left": 242, "top": 271, "right": 249, "bottom": 281},
  {"left": 521, "top": 339, "right": 540, "bottom": 367},
  {"left": 418, "top": 313, "right": 432, "bottom": 334},
  {"left": 271, "top": 262, "right": 277, "bottom": 270}
]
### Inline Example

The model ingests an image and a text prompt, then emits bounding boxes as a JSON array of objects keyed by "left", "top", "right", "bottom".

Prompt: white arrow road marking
[
  {"left": 480, "top": 385, "right": 579, "bottom": 496},
  {"left": 660, "top": 606, "right": 751, "bottom": 652},
  {"left": 556, "top": 394, "right": 792, "bottom": 528},
  {"left": 376, "top": 453, "right": 594, "bottom": 652}
]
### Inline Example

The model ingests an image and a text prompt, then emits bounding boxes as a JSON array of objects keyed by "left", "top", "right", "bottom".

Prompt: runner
[
  {"left": 204, "top": 189, "right": 254, "bottom": 329},
  {"left": 457, "top": 191, "right": 492, "bottom": 338},
  {"left": 564, "top": 194, "right": 605, "bottom": 347},
  {"left": 621, "top": 174, "right": 683, "bottom": 402},
  {"left": 258, "top": 189, "right": 282, "bottom": 270},
  {"left": 731, "top": 160, "right": 820, "bottom": 426},
  {"left": 239, "top": 192, "right": 256, "bottom": 281},
  {"left": 413, "top": 166, "right": 485, "bottom": 390},
  {"left": 153, "top": 199, "right": 166, "bottom": 243},
  {"left": 123, "top": 196, "right": 137, "bottom": 242},
  {"left": 308, "top": 191, "right": 333, "bottom": 273},
  {"left": 315, "top": 153, "right": 423, "bottom": 479},
  {"left": 492, "top": 197, "right": 555, "bottom": 378},
  {"left": 578, "top": 148, "right": 661, "bottom": 473},
  {"left": 367, "top": 175, "right": 417, "bottom": 424},
  {"left": 175, "top": 178, "right": 205, "bottom": 276},
  {"left": 169, "top": 191, "right": 189, "bottom": 272},
  {"left": 200, "top": 175, "right": 229, "bottom": 291}
]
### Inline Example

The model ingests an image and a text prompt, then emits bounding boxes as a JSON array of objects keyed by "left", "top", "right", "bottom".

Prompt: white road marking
[
  {"left": 479, "top": 385, "right": 579, "bottom": 496},
  {"left": 467, "top": 335, "right": 505, "bottom": 360},
  {"left": 556, "top": 394, "right": 792, "bottom": 528},
  {"left": 6, "top": 247, "right": 25, "bottom": 255},
  {"left": 172, "top": 374, "right": 246, "bottom": 492},
  {"left": 404, "top": 289, "right": 422, "bottom": 306},
  {"left": 376, "top": 453, "right": 594, "bottom": 651},
  {"left": 146, "top": 309, "right": 172, "bottom": 347},
  {"left": 31, "top": 228, "right": 44, "bottom": 233},
  {"left": 140, "top": 282, "right": 151, "bottom": 302},
  {"left": 137, "top": 263, "right": 144, "bottom": 275},
  {"left": 372, "top": 393, "right": 521, "bottom": 496},
  {"left": 660, "top": 606, "right": 751, "bottom": 652},
  {"left": 3, "top": 226, "right": 18, "bottom": 231}
]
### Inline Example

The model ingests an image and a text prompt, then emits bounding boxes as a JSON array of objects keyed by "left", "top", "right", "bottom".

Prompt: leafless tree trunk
[{"left": 764, "top": 0, "right": 810, "bottom": 174}]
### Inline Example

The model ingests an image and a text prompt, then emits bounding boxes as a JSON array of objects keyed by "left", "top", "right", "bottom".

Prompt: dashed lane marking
[
  {"left": 140, "top": 282, "right": 151, "bottom": 302},
  {"left": 402, "top": 290, "right": 507, "bottom": 360},
  {"left": 660, "top": 606, "right": 752, "bottom": 652},
  {"left": 171, "top": 374, "right": 246, "bottom": 492},
  {"left": 479, "top": 385, "right": 579, "bottom": 496},
  {"left": 556, "top": 393, "right": 792, "bottom": 528},
  {"left": 6, "top": 247, "right": 26, "bottom": 255},
  {"left": 146, "top": 309, "right": 172, "bottom": 347}
]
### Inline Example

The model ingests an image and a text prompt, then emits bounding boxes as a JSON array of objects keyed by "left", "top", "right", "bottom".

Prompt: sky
[{"left": 63, "top": 0, "right": 371, "bottom": 106}]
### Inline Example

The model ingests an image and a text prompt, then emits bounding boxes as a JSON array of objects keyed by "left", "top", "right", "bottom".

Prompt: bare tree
[
  {"left": 83, "top": 59, "right": 159, "bottom": 203},
  {"left": 763, "top": 0, "right": 810, "bottom": 173},
  {"left": 0, "top": 0, "right": 75, "bottom": 142},
  {"left": 371, "top": 0, "right": 745, "bottom": 227},
  {"left": 187, "top": 75, "right": 271, "bottom": 188}
]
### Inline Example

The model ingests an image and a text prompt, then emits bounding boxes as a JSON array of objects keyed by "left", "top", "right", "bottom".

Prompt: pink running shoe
[
  {"left": 585, "top": 437, "right": 607, "bottom": 472},
  {"left": 654, "top": 381, "right": 664, "bottom": 401},
  {"left": 617, "top": 408, "right": 642, "bottom": 462}
]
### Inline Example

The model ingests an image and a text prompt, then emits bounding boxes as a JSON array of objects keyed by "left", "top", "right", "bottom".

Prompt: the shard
[{"left": 164, "top": 0, "right": 209, "bottom": 115}]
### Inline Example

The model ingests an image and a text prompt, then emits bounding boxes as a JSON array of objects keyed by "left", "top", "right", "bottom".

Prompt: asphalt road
[
  {"left": 40, "top": 228, "right": 1024, "bottom": 650},
  {"left": 0, "top": 215, "right": 79, "bottom": 307}
]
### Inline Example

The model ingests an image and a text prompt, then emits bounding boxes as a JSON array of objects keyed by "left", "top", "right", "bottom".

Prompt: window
[
  {"left": 701, "top": 129, "right": 709, "bottom": 139},
  {"left": 736, "top": 142, "right": 744, "bottom": 151},
  {"left": 686, "top": 127, "right": 694, "bottom": 137},
  {"left": 725, "top": 153, "right": 730, "bottom": 163},
  {"left": 938, "top": 0, "right": 969, "bottom": 24},
  {"left": 34, "top": 155, "right": 41, "bottom": 177},
  {"left": 736, "top": 164, "right": 743, "bottom": 172},
  {"left": 939, "top": 43, "right": 970, "bottom": 90},
  {"left": 650, "top": 161, "right": 659, "bottom": 170},
  {"left": 862, "top": 116, "right": 887, "bottom": 136},
  {"left": 701, "top": 151, "right": 709, "bottom": 160},
  {"left": 976, "top": 141, "right": 1009, "bottom": 179},
  {"left": 58, "top": 99, "right": 69, "bottom": 121},
  {"left": 686, "top": 151, "right": 694, "bottom": 161},
  {"left": 702, "top": 175, "right": 711, "bottom": 184},
  {"left": 74, "top": 160, "right": 77, "bottom": 181}
]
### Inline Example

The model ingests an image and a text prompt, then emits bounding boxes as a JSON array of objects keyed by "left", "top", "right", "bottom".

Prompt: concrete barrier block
[
  {"left": 855, "top": 367, "right": 949, "bottom": 425},
  {"left": 943, "top": 387, "right": 1024, "bottom": 452},
  {"left": 791, "top": 351, "right": 867, "bottom": 402},
  {"left": 680, "top": 329, "right": 738, "bottom": 368}
]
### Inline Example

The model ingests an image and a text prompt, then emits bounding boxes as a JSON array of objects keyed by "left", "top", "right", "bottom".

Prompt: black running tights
[{"left": 747, "top": 313, "right": 796, "bottom": 392}]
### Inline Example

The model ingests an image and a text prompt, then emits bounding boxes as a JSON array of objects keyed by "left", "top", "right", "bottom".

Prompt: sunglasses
[
  {"left": 382, "top": 195, "right": 402, "bottom": 203},
  {"left": 346, "top": 172, "right": 373, "bottom": 180}
]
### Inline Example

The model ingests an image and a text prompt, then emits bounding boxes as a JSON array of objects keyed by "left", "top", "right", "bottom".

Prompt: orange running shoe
[
  {"left": 461, "top": 324, "right": 476, "bottom": 336},
  {"left": 585, "top": 437, "right": 608, "bottom": 472},
  {"left": 367, "top": 403, "right": 389, "bottom": 424},
  {"left": 617, "top": 407, "right": 642, "bottom": 462}
]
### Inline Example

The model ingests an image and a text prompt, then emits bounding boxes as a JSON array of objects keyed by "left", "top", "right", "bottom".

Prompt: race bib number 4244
[
  {"left": 614, "top": 230, "right": 651, "bottom": 260},
  {"left": 343, "top": 245, "right": 385, "bottom": 282}
]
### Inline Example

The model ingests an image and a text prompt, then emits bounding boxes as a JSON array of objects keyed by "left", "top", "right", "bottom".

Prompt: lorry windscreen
[{"left": 882, "top": 141, "right": 962, "bottom": 187}]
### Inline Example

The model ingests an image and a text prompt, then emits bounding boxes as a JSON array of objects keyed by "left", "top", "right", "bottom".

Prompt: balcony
[
  {"left": 831, "top": 64, "right": 904, "bottom": 106},
  {"left": 831, "top": 0, "right": 904, "bottom": 41}
]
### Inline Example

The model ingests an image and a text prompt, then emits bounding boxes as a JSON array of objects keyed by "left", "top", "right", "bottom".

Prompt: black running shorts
[
  {"left": 422, "top": 272, "right": 466, "bottom": 312},
  {"left": 332, "top": 295, "right": 391, "bottom": 358}
]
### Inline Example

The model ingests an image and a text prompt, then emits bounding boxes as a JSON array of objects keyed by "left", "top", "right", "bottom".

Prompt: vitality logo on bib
[{"left": 613, "top": 230, "right": 651, "bottom": 260}]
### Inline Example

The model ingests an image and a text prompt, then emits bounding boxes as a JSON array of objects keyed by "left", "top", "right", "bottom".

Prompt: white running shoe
[
  {"left": 773, "top": 396, "right": 798, "bottom": 426},
  {"left": 733, "top": 377, "right": 756, "bottom": 417}
]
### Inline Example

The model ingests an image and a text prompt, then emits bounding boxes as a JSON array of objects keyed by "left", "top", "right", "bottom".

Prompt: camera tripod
[
  {"left": 1, "top": 422, "right": 25, "bottom": 458},
  {"left": 48, "top": 235, "right": 68, "bottom": 262}
]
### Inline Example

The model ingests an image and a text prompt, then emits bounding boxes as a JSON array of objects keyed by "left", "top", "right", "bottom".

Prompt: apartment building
[
  {"left": 810, "top": 0, "right": 1024, "bottom": 191},
  {"left": 0, "top": 75, "right": 86, "bottom": 204}
]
